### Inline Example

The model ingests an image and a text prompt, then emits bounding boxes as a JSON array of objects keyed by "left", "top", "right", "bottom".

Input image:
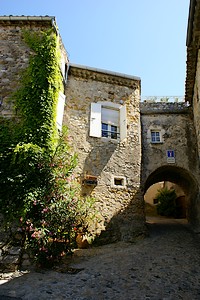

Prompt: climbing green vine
[
  {"left": 15, "top": 29, "right": 63, "bottom": 152},
  {"left": 0, "top": 29, "right": 95, "bottom": 267}
]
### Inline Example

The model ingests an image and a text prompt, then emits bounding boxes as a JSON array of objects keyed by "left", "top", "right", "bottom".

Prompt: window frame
[
  {"left": 101, "top": 123, "right": 119, "bottom": 140},
  {"left": 89, "top": 102, "right": 127, "bottom": 141},
  {"left": 151, "top": 130, "right": 161, "bottom": 143},
  {"left": 111, "top": 175, "right": 127, "bottom": 189}
]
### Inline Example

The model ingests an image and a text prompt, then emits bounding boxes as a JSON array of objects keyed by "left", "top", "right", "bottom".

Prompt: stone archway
[{"left": 144, "top": 165, "right": 199, "bottom": 228}]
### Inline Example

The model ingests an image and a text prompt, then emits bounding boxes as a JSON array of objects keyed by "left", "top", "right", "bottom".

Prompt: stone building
[
  {"left": 185, "top": 0, "right": 200, "bottom": 230},
  {"left": 1, "top": 1, "right": 200, "bottom": 243},
  {"left": 186, "top": 0, "right": 200, "bottom": 159},
  {"left": 65, "top": 64, "right": 145, "bottom": 241},
  {"left": 140, "top": 101, "right": 200, "bottom": 227},
  {"left": 0, "top": 16, "right": 68, "bottom": 119}
]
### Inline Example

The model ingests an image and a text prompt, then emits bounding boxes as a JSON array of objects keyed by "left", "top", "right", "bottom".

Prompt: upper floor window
[
  {"left": 151, "top": 130, "right": 161, "bottom": 143},
  {"left": 89, "top": 102, "right": 127, "bottom": 141},
  {"left": 101, "top": 106, "right": 120, "bottom": 139}
]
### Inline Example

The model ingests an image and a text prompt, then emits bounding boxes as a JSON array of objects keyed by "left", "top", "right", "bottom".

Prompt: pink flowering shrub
[{"left": 13, "top": 129, "right": 95, "bottom": 267}]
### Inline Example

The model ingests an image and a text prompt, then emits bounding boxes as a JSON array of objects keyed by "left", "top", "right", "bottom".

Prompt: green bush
[
  {"left": 156, "top": 188, "right": 177, "bottom": 217},
  {"left": 1, "top": 128, "right": 95, "bottom": 267},
  {"left": 0, "top": 29, "right": 95, "bottom": 267}
]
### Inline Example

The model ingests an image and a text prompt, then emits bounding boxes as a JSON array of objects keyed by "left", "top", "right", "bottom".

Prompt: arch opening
[
  {"left": 144, "top": 166, "right": 199, "bottom": 226},
  {"left": 145, "top": 181, "right": 186, "bottom": 219}
]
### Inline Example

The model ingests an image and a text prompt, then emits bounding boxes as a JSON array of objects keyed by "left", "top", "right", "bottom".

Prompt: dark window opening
[
  {"left": 102, "top": 123, "right": 119, "bottom": 139},
  {"left": 114, "top": 178, "right": 124, "bottom": 186}
]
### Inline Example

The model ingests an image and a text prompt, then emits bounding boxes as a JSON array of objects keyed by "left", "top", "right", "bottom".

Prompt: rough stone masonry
[{"left": 1, "top": 16, "right": 200, "bottom": 246}]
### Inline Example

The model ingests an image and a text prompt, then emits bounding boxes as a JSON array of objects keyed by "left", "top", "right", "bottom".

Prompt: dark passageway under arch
[{"left": 144, "top": 165, "right": 199, "bottom": 227}]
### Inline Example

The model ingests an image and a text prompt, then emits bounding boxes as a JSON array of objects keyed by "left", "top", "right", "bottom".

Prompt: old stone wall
[
  {"left": 0, "top": 17, "right": 69, "bottom": 270},
  {"left": 0, "top": 18, "right": 68, "bottom": 118},
  {"left": 140, "top": 102, "right": 200, "bottom": 228},
  {"left": 1, "top": 14, "right": 200, "bottom": 244},
  {"left": 140, "top": 102, "right": 197, "bottom": 179},
  {"left": 64, "top": 65, "right": 146, "bottom": 242},
  {"left": 193, "top": 50, "right": 200, "bottom": 160}
]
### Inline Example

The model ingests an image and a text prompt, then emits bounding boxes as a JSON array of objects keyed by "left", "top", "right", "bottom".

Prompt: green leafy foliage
[
  {"left": 14, "top": 29, "right": 63, "bottom": 152},
  {"left": 156, "top": 188, "right": 177, "bottom": 217},
  {"left": 18, "top": 130, "right": 95, "bottom": 267},
  {"left": 0, "top": 29, "right": 95, "bottom": 267}
]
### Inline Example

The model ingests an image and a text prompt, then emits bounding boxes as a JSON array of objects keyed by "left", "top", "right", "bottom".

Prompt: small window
[
  {"left": 151, "top": 130, "right": 161, "bottom": 143},
  {"left": 111, "top": 176, "right": 126, "bottom": 189},
  {"left": 114, "top": 178, "right": 124, "bottom": 186}
]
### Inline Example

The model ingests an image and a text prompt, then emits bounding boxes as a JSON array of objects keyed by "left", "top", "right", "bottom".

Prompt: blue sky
[{"left": 1, "top": 0, "right": 190, "bottom": 96}]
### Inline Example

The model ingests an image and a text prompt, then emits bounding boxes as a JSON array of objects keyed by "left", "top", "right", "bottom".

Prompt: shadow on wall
[
  {"left": 81, "top": 139, "right": 118, "bottom": 196},
  {"left": 93, "top": 187, "right": 147, "bottom": 245}
]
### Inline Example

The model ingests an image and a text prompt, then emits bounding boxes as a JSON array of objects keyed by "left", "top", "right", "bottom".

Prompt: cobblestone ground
[{"left": 1, "top": 217, "right": 200, "bottom": 300}]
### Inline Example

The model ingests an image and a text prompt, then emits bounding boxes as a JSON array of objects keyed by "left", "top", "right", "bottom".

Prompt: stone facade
[
  {"left": 185, "top": 0, "right": 200, "bottom": 230},
  {"left": 65, "top": 64, "right": 146, "bottom": 242},
  {"left": 0, "top": 16, "right": 68, "bottom": 118},
  {"left": 192, "top": 50, "right": 200, "bottom": 158},
  {"left": 1, "top": 6, "right": 200, "bottom": 249},
  {"left": 140, "top": 102, "right": 200, "bottom": 228}
]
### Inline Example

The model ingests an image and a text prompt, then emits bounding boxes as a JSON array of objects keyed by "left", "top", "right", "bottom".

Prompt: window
[
  {"left": 111, "top": 175, "right": 126, "bottom": 188},
  {"left": 89, "top": 102, "right": 127, "bottom": 141},
  {"left": 114, "top": 178, "right": 124, "bottom": 186},
  {"left": 151, "top": 130, "right": 161, "bottom": 143},
  {"left": 101, "top": 106, "right": 119, "bottom": 139}
]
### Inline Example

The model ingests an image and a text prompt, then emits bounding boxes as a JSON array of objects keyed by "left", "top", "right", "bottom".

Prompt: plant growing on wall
[
  {"left": 15, "top": 29, "right": 62, "bottom": 151},
  {"left": 0, "top": 29, "right": 95, "bottom": 267}
]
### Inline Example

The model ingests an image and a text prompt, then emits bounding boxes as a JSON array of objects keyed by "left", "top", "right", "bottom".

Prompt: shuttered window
[{"left": 89, "top": 103, "right": 127, "bottom": 141}]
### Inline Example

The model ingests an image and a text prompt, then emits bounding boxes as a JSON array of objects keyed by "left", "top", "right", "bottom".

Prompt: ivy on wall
[
  {"left": 15, "top": 29, "right": 63, "bottom": 152},
  {"left": 0, "top": 29, "right": 95, "bottom": 267}
]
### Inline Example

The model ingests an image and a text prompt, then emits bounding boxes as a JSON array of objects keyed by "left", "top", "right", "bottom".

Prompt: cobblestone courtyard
[{"left": 1, "top": 217, "right": 200, "bottom": 300}]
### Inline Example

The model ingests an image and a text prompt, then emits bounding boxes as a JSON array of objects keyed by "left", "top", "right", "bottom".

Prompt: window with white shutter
[{"left": 89, "top": 102, "right": 127, "bottom": 141}]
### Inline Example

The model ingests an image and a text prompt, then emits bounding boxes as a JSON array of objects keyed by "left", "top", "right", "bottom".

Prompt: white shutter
[
  {"left": 120, "top": 105, "right": 127, "bottom": 141},
  {"left": 56, "top": 92, "right": 65, "bottom": 131},
  {"left": 89, "top": 103, "right": 101, "bottom": 137}
]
